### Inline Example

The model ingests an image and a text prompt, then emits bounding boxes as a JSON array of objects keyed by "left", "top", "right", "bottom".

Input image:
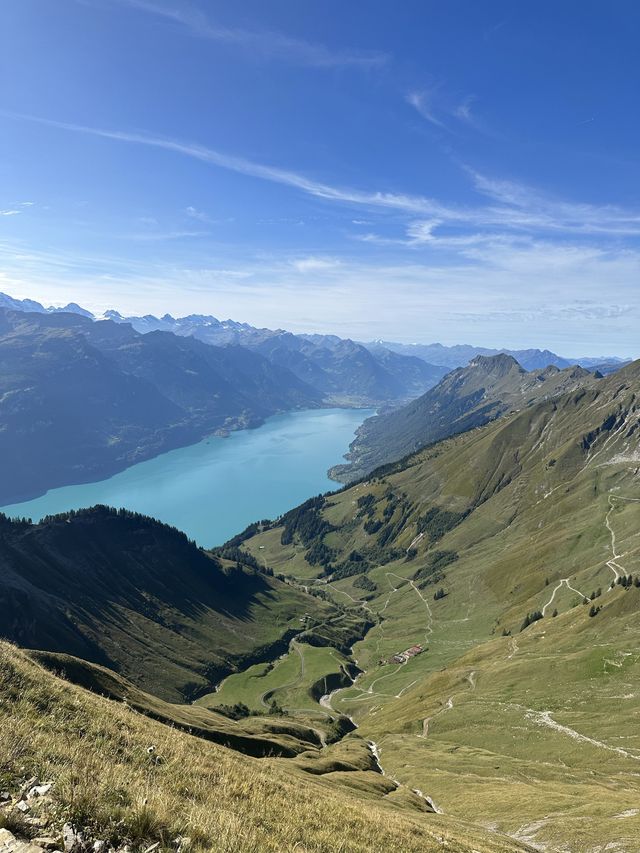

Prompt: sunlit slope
[
  {"left": 0, "top": 642, "right": 528, "bottom": 853},
  {"left": 240, "top": 359, "right": 640, "bottom": 850},
  {"left": 331, "top": 353, "right": 597, "bottom": 483}
]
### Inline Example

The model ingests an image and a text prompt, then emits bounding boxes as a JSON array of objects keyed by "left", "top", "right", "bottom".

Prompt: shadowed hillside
[
  {"left": 0, "top": 309, "right": 320, "bottom": 504},
  {"left": 0, "top": 506, "right": 338, "bottom": 702}
]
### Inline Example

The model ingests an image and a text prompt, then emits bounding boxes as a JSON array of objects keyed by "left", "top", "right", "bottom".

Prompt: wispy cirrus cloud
[
  {"left": 184, "top": 205, "right": 212, "bottom": 223},
  {"left": 0, "top": 201, "right": 34, "bottom": 216},
  {"left": 453, "top": 95, "right": 480, "bottom": 127},
  {"left": 405, "top": 89, "right": 447, "bottom": 129},
  {"left": 7, "top": 109, "right": 640, "bottom": 242},
  {"left": 5, "top": 111, "right": 640, "bottom": 241},
  {"left": 406, "top": 85, "right": 483, "bottom": 133},
  {"left": 109, "top": 0, "right": 387, "bottom": 68},
  {"left": 290, "top": 256, "right": 341, "bottom": 273},
  {"left": 123, "top": 229, "right": 209, "bottom": 241}
]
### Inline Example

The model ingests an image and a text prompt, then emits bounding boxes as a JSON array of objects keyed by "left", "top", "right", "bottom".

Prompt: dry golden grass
[{"left": 0, "top": 642, "right": 527, "bottom": 852}]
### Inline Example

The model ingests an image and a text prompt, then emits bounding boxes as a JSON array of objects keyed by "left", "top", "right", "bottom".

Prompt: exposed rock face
[
  {"left": 0, "top": 828, "right": 50, "bottom": 853},
  {"left": 0, "top": 776, "right": 190, "bottom": 853}
]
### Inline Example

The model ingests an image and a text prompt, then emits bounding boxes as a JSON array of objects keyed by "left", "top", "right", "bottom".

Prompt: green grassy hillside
[
  {"left": 330, "top": 353, "right": 596, "bottom": 483},
  {"left": 0, "top": 642, "right": 528, "bottom": 852},
  {"left": 4, "top": 359, "right": 639, "bottom": 849},
  {"left": 236, "top": 359, "right": 640, "bottom": 850}
]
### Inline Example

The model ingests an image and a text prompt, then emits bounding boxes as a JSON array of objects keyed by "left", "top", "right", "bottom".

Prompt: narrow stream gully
[
  {"left": 207, "top": 571, "right": 442, "bottom": 812},
  {"left": 318, "top": 624, "right": 443, "bottom": 814}
]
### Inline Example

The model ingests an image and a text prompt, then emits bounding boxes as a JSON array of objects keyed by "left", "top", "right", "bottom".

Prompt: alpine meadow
[{"left": 1, "top": 3, "right": 639, "bottom": 853}]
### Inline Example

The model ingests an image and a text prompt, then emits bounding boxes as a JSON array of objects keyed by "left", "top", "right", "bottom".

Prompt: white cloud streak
[
  {"left": 0, "top": 201, "right": 35, "bottom": 217},
  {"left": 453, "top": 95, "right": 478, "bottom": 126},
  {"left": 290, "top": 256, "right": 341, "bottom": 273},
  {"left": 406, "top": 87, "right": 483, "bottom": 132},
  {"left": 5, "top": 111, "right": 640, "bottom": 239},
  {"left": 110, "top": 0, "right": 387, "bottom": 68},
  {"left": 123, "top": 229, "right": 209, "bottom": 241},
  {"left": 405, "top": 90, "right": 447, "bottom": 128},
  {"left": 184, "top": 205, "right": 212, "bottom": 223}
]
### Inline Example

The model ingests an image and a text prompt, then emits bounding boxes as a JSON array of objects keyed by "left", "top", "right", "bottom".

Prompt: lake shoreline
[{"left": 2, "top": 408, "right": 375, "bottom": 547}]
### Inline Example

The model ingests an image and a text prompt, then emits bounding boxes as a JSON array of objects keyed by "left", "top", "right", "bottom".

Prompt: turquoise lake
[{"left": 1, "top": 408, "right": 373, "bottom": 547}]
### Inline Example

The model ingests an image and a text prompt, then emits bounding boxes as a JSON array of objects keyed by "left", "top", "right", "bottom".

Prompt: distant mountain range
[
  {"left": 103, "top": 309, "right": 446, "bottom": 404},
  {"left": 367, "top": 339, "right": 630, "bottom": 374},
  {"left": 3, "top": 290, "right": 627, "bottom": 385},
  {"left": 0, "top": 292, "right": 447, "bottom": 406},
  {"left": 0, "top": 308, "right": 319, "bottom": 504},
  {"left": 330, "top": 354, "right": 600, "bottom": 482},
  {"left": 0, "top": 290, "right": 94, "bottom": 318},
  {"left": 0, "top": 290, "right": 631, "bottom": 504}
]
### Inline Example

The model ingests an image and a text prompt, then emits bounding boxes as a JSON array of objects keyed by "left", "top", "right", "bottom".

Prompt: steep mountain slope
[
  {"left": 0, "top": 506, "right": 337, "bottom": 702},
  {"left": 80, "top": 315, "right": 318, "bottom": 423},
  {"left": 331, "top": 354, "right": 596, "bottom": 482},
  {"left": 0, "top": 643, "right": 528, "bottom": 852},
  {"left": 106, "top": 309, "right": 447, "bottom": 404},
  {"left": 253, "top": 333, "right": 445, "bottom": 402},
  {"left": 237, "top": 359, "right": 640, "bottom": 850},
  {"left": 0, "top": 311, "right": 187, "bottom": 504},
  {"left": 0, "top": 309, "right": 319, "bottom": 504},
  {"left": 5, "top": 355, "right": 640, "bottom": 849}
]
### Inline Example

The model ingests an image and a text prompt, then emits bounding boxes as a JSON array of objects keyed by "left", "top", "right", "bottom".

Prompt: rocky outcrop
[{"left": 0, "top": 779, "right": 192, "bottom": 853}]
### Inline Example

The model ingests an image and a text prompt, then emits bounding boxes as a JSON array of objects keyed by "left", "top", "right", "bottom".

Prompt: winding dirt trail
[
  {"left": 407, "top": 532, "right": 424, "bottom": 552},
  {"left": 326, "top": 583, "right": 375, "bottom": 615},
  {"left": 538, "top": 491, "right": 639, "bottom": 619},
  {"left": 527, "top": 709, "right": 640, "bottom": 761},
  {"left": 419, "top": 670, "right": 476, "bottom": 739},
  {"left": 604, "top": 493, "right": 640, "bottom": 583},
  {"left": 326, "top": 568, "right": 436, "bottom": 711},
  {"left": 385, "top": 571, "right": 434, "bottom": 642},
  {"left": 420, "top": 697, "right": 453, "bottom": 739},
  {"left": 542, "top": 578, "right": 587, "bottom": 616}
]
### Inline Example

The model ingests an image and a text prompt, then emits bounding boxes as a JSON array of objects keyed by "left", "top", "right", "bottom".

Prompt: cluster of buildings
[{"left": 389, "top": 644, "right": 423, "bottom": 664}]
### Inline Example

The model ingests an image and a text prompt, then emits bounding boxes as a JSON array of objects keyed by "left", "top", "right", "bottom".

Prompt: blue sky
[{"left": 1, "top": 0, "right": 639, "bottom": 355}]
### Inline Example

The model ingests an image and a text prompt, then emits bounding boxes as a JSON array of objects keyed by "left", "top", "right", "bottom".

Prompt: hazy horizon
[{"left": 0, "top": 287, "right": 630, "bottom": 361}]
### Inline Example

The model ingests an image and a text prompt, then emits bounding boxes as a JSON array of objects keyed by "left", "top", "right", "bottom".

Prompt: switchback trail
[
  {"left": 538, "top": 491, "right": 639, "bottom": 617},
  {"left": 321, "top": 567, "right": 436, "bottom": 714},
  {"left": 605, "top": 493, "right": 640, "bottom": 583},
  {"left": 542, "top": 578, "right": 587, "bottom": 616},
  {"left": 419, "top": 671, "right": 476, "bottom": 739}
]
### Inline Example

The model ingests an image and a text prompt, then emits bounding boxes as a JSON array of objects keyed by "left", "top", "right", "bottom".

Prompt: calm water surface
[{"left": 1, "top": 408, "right": 372, "bottom": 547}]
